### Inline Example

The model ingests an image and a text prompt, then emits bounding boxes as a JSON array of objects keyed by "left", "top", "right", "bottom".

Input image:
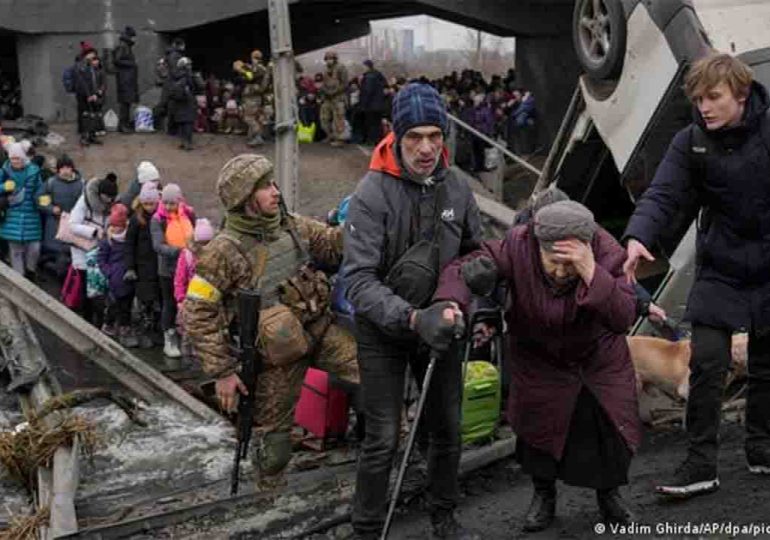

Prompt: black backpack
[{"left": 384, "top": 182, "right": 446, "bottom": 308}]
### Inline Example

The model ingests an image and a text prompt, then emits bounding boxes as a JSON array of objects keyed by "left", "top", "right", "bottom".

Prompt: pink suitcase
[{"left": 294, "top": 367, "right": 349, "bottom": 445}]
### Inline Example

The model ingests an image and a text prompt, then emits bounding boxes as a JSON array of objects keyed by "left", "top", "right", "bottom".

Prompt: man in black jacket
[
  {"left": 359, "top": 59, "right": 387, "bottom": 145},
  {"left": 344, "top": 83, "right": 481, "bottom": 539},
  {"left": 74, "top": 43, "right": 104, "bottom": 146},
  {"left": 113, "top": 26, "right": 139, "bottom": 133},
  {"left": 623, "top": 53, "right": 770, "bottom": 498}
]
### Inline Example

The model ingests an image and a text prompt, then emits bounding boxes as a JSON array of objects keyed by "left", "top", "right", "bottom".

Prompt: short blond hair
[{"left": 684, "top": 53, "right": 753, "bottom": 101}]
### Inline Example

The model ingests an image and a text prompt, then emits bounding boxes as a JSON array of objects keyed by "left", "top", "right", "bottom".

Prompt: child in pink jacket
[{"left": 174, "top": 218, "right": 214, "bottom": 338}]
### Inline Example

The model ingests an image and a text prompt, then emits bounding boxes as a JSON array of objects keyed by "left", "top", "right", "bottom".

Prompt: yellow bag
[
  {"left": 258, "top": 304, "right": 310, "bottom": 367},
  {"left": 297, "top": 121, "right": 316, "bottom": 144}
]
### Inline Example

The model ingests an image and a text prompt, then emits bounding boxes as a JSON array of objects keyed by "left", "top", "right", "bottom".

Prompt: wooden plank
[
  {"left": 0, "top": 300, "right": 79, "bottom": 539},
  {"left": 59, "top": 435, "right": 516, "bottom": 539},
  {"left": 0, "top": 262, "right": 220, "bottom": 422}
]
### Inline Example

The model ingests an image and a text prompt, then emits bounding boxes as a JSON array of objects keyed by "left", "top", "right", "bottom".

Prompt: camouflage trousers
[
  {"left": 320, "top": 96, "right": 347, "bottom": 142},
  {"left": 242, "top": 98, "right": 265, "bottom": 139},
  {"left": 252, "top": 321, "right": 359, "bottom": 476}
]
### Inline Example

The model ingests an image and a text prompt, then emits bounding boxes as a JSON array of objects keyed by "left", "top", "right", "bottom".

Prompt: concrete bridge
[{"left": 0, "top": 0, "right": 579, "bottom": 146}]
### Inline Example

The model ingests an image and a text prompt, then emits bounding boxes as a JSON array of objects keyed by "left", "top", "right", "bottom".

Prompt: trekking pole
[{"left": 380, "top": 349, "right": 439, "bottom": 540}]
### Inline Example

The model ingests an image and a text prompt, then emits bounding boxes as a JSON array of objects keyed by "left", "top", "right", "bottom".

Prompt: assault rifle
[{"left": 230, "top": 288, "right": 262, "bottom": 496}]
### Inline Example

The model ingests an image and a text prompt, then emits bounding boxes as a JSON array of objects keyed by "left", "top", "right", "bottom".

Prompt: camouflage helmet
[{"left": 217, "top": 154, "right": 274, "bottom": 210}]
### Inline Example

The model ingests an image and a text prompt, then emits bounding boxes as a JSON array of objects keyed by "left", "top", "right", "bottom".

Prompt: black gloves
[
  {"left": 461, "top": 256, "right": 498, "bottom": 297},
  {"left": 413, "top": 301, "right": 464, "bottom": 352}
]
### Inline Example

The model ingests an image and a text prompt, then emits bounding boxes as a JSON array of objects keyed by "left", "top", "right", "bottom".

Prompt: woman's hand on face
[{"left": 552, "top": 239, "right": 595, "bottom": 285}]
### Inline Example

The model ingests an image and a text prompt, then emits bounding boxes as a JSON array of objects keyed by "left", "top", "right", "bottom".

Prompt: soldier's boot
[
  {"left": 118, "top": 326, "right": 139, "bottom": 349},
  {"left": 254, "top": 431, "right": 292, "bottom": 491},
  {"left": 163, "top": 329, "right": 182, "bottom": 358}
]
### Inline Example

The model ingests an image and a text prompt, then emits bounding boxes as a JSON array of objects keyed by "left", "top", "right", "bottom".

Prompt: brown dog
[{"left": 627, "top": 333, "right": 748, "bottom": 400}]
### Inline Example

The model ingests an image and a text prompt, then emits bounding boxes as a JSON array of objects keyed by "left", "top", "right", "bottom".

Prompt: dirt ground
[
  {"left": 374, "top": 421, "right": 769, "bottom": 540},
  {"left": 47, "top": 124, "right": 370, "bottom": 224}
]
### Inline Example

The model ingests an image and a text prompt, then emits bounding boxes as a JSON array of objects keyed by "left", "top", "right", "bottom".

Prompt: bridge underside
[{"left": 0, "top": 0, "right": 578, "bottom": 148}]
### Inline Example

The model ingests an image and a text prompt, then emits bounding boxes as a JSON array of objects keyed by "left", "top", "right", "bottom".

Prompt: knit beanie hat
[
  {"left": 194, "top": 218, "right": 214, "bottom": 242},
  {"left": 80, "top": 41, "right": 96, "bottom": 57},
  {"left": 6, "top": 142, "right": 27, "bottom": 163},
  {"left": 138, "top": 182, "right": 160, "bottom": 203},
  {"left": 98, "top": 173, "right": 119, "bottom": 199},
  {"left": 534, "top": 200, "right": 597, "bottom": 251},
  {"left": 137, "top": 161, "right": 160, "bottom": 184},
  {"left": 162, "top": 183, "right": 183, "bottom": 203},
  {"left": 391, "top": 83, "right": 448, "bottom": 141},
  {"left": 136, "top": 161, "right": 160, "bottom": 184},
  {"left": 530, "top": 185, "right": 570, "bottom": 215},
  {"left": 109, "top": 203, "right": 129, "bottom": 228}
]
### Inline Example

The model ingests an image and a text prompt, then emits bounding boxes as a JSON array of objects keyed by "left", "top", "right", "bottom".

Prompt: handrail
[
  {"left": 531, "top": 86, "right": 583, "bottom": 195},
  {"left": 447, "top": 112, "right": 542, "bottom": 177}
]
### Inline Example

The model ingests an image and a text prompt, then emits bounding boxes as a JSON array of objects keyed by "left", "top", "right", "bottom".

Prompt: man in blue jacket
[{"left": 623, "top": 53, "right": 770, "bottom": 498}]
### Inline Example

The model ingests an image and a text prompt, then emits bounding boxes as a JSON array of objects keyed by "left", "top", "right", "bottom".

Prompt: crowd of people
[
  {"left": 62, "top": 29, "right": 537, "bottom": 173},
  {"left": 0, "top": 143, "right": 216, "bottom": 360},
  {"left": 7, "top": 21, "right": 766, "bottom": 539}
]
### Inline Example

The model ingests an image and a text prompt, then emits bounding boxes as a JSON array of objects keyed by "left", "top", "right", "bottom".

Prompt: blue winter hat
[{"left": 392, "top": 83, "right": 448, "bottom": 141}]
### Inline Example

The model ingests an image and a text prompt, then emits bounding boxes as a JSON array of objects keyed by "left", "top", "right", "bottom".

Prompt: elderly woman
[{"left": 435, "top": 200, "right": 641, "bottom": 531}]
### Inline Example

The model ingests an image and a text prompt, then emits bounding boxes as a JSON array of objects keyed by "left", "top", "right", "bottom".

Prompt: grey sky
[{"left": 370, "top": 15, "right": 515, "bottom": 53}]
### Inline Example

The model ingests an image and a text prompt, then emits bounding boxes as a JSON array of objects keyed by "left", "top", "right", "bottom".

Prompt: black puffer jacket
[
  {"left": 125, "top": 208, "right": 159, "bottom": 303},
  {"left": 168, "top": 71, "right": 200, "bottom": 124},
  {"left": 113, "top": 37, "right": 139, "bottom": 103},
  {"left": 624, "top": 82, "right": 770, "bottom": 331}
]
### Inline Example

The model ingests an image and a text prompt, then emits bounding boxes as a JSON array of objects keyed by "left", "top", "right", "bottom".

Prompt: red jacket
[{"left": 435, "top": 224, "right": 642, "bottom": 459}]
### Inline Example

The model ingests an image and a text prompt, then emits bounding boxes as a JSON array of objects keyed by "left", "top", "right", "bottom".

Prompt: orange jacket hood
[{"left": 368, "top": 132, "right": 450, "bottom": 179}]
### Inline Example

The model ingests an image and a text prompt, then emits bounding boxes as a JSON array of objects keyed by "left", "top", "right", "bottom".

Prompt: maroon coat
[{"left": 435, "top": 224, "right": 642, "bottom": 460}]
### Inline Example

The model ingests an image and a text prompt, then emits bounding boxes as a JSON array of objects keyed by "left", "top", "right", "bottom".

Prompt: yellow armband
[{"left": 186, "top": 275, "right": 222, "bottom": 303}]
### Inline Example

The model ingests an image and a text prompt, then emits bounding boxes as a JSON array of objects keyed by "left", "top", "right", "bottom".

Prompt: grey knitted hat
[
  {"left": 534, "top": 200, "right": 596, "bottom": 250},
  {"left": 530, "top": 185, "right": 570, "bottom": 215}
]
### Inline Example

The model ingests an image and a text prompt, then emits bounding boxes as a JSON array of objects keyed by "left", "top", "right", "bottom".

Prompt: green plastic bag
[
  {"left": 461, "top": 360, "right": 501, "bottom": 444},
  {"left": 297, "top": 121, "right": 316, "bottom": 144}
]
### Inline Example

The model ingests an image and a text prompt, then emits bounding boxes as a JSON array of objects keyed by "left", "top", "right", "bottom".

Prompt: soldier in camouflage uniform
[
  {"left": 320, "top": 51, "right": 348, "bottom": 147},
  {"left": 184, "top": 154, "right": 359, "bottom": 486},
  {"left": 238, "top": 50, "right": 271, "bottom": 147}
]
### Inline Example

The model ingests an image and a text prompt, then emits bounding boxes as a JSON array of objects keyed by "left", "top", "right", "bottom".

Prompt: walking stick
[{"left": 380, "top": 349, "right": 439, "bottom": 540}]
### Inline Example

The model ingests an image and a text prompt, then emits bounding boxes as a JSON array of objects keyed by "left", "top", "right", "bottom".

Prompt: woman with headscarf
[{"left": 435, "top": 200, "right": 641, "bottom": 531}]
